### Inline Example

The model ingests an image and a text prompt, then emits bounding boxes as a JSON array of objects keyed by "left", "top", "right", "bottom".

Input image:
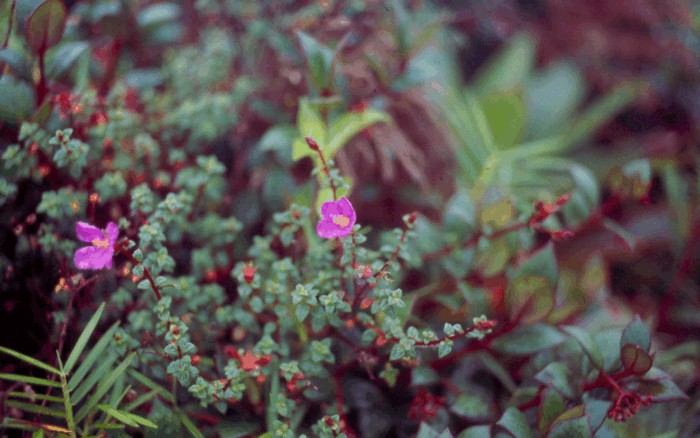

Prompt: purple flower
[
  {"left": 317, "top": 197, "right": 356, "bottom": 239},
  {"left": 74, "top": 221, "right": 118, "bottom": 270}
]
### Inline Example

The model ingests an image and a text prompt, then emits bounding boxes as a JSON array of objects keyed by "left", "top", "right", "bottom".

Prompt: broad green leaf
[
  {"left": 534, "top": 362, "right": 575, "bottom": 399},
  {"left": 584, "top": 400, "right": 611, "bottom": 432},
  {"left": 136, "top": 2, "right": 181, "bottom": 29},
  {"left": 481, "top": 92, "right": 525, "bottom": 149},
  {"left": 46, "top": 41, "right": 90, "bottom": 79},
  {"left": 0, "top": 48, "right": 33, "bottom": 81},
  {"left": 450, "top": 393, "right": 493, "bottom": 421},
  {"left": 513, "top": 243, "right": 558, "bottom": 286},
  {"left": 0, "top": 346, "right": 61, "bottom": 375},
  {"left": 257, "top": 124, "right": 297, "bottom": 164},
  {"left": 292, "top": 98, "right": 326, "bottom": 161},
  {"left": 443, "top": 189, "right": 477, "bottom": 241},
  {"left": 474, "top": 33, "right": 536, "bottom": 95},
  {"left": 620, "top": 344, "right": 653, "bottom": 375},
  {"left": 295, "top": 31, "right": 334, "bottom": 92},
  {"left": 538, "top": 388, "right": 565, "bottom": 434},
  {"left": 326, "top": 109, "right": 391, "bottom": 159},
  {"left": 457, "top": 425, "right": 492, "bottom": 438},
  {"left": 506, "top": 275, "right": 554, "bottom": 324},
  {"left": 75, "top": 353, "right": 135, "bottom": 423},
  {"left": 63, "top": 303, "right": 106, "bottom": 375},
  {"left": 496, "top": 407, "right": 535, "bottom": 438},
  {"left": 0, "top": 373, "right": 61, "bottom": 387},
  {"left": 68, "top": 321, "right": 120, "bottom": 391},
  {"left": 546, "top": 415, "right": 590, "bottom": 438},
  {"left": 26, "top": 0, "right": 66, "bottom": 53},
  {"left": 561, "top": 326, "right": 604, "bottom": 370},
  {"left": 475, "top": 352, "right": 517, "bottom": 393},
  {"left": 491, "top": 324, "right": 567, "bottom": 356},
  {"left": 0, "top": 75, "right": 35, "bottom": 123},
  {"left": 416, "top": 422, "right": 453, "bottom": 438},
  {"left": 525, "top": 61, "right": 584, "bottom": 139},
  {"left": 620, "top": 315, "right": 651, "bottom": 352},
  {"left": 628, "top": 368, "right": 688, "bottom": 402}
]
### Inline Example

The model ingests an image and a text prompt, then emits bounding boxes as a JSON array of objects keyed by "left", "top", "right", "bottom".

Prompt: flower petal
[
  {"left": 76, "top": 222, "right": 103, "bottom": 242},
  {"left": 74, "top": 246, "right": 112, "bottom": 270},
  {"left": 105, "top": 221, "right": 119, "bottom": 245},
  {"left": 336, "top": 197, "right": 356, "bottom": 227},
  {"left": 320, "top": 200, "right": 343, "bottom": 218},
  {"left": 317, "top": 219, "right": 340, "bottom": 239}
]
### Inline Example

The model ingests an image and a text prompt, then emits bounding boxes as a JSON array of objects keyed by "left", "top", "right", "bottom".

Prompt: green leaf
[
  {"left": 525, "top": 61, "right": 584, "bottom": 139},
  {"left": 475, "top": 352, "right": 517, "bottom": 393},
  {"left": 45, "top": 41, "right": 90, "bottom": 79},
  {"left": 0, "top": 373, "right": 62, "bottom": 387},
  {"left": 416, "top": 422, "right": 453, "bottom": 438},
  {"left": 0, "top": 74, "right": 35, "bottom": 124},
  {"left": 97, "top": 404, "right": 138, "bottom": 427},
  {"left": 70, "top": 353, "right": 118, "bottom": 405},
  {"left": 325, "top": 109, "right": 391, "bottom": 159},
  {"left": 7, "top": 391, "right": 63, "bottom": 404},
  {"left": 0, "top": 346, "right": 61, "bottom": 376},
  {"left": 3, "top": 400, "right": 66, "bottom": 418},
  {"left": 257, "top": 124, "right": 297, "bottom": 163},
  {"left": 584, "top": 400, "right": 611, "bottom": 433},
  {"left": 506, "top": 275, "right": 554, "bottom": 324},
  {"left": 561, "top": 326, "right": 604, "bottom": 371},
  {"left": 443, "top": 189, "right": 477, "bottom": 241},
  {"left": 292, "top": 98, "right": 327, "bottom": 161},
  {"left": 620, "top": 344, "right": 653, "bottom": 375},
  {"left": 75, "top": 353, "right": 136, "bottom": 423},
  {"left": 496, "top": 407, "right": 535, "bottom": 438},
  {"left": 513, "top": 242, "right": 558, "bottom": 286},
  {"left": 295, "top": 31, "right": 334, "bottom": 92},
  {"left": 620, "top": 315, "right": 651, "bottom": 352},
  {"left": 481, "top": 92, "right": 525, "bottom": 149},
  {"left": 473, "top": 33, "right": 536, "bottom": 95},
  {"left": 68, "top": 321, "right": 120, "bottom": 391},
  {"left": 0, "top": 48, "right": 33, "bottom": 81},
  {"left": 457, "top": 425, "right": 492, "bottom": 438},
  {"left": 450, "top": 393, "right": 493, "bottom": 421},
  {"left": 538, "top": 388, "right": 565, "bottom": 434},
  {"left": 26, "top": 0, "right": 67, "bottom": 53},
  {"left": 136, "top": 2, "right": 181, "bottom": 29},
  {"left": 126, "top": 370, "right": 175, "bottom": 404},
  {"left": 63, "top": 303, "right": 106, "bottom": 375},
  {"left": 546, "top": 414, "right": 591, "bottom": 438},
  {"left": 176, "top": 408, "right": 205, "bottom": 438},
  {"left": 562, "top": 82, "right": 640, "bottom": 150},
  {"left": 491, "top": 324, "right": 567, "bottom": 356},
  {"left": 629, "top": 367, "right": 688, "bottom": 402},
  {"left": 534, "top": 362, "right": 575, "bottom": 399}
]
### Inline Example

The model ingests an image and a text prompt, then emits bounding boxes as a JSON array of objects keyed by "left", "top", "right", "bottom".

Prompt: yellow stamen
[
  {"left": 92, "top": 237, "right": 110, "bottom": 249},
  {"left": 333, "top": 214, "right": 350, "bottom": 227}
]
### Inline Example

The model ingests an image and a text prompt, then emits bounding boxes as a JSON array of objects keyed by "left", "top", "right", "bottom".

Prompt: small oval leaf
[{"left": 26, "top": 0, "right": 67, "bottom": 53}]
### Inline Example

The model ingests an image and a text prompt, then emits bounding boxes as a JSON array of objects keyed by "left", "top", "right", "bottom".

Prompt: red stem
[{"left": 114, "top": 240, "right": 162, "bottom": 301}]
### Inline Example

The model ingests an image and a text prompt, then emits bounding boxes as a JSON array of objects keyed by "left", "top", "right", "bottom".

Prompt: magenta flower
[
  {"left": 317, "top": 197, "right": 356, "bottom": 239},
  {"left": 74, "top": 221, "right": 118, "bottom": 269}
]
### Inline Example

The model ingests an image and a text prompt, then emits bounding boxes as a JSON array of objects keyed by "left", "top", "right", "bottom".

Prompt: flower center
[
  {"left": 332, "top": 214, "right": 350, "bottom": 227},
  {"left": 92, "top": 236, "right": 110, "bottom": 249}
]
